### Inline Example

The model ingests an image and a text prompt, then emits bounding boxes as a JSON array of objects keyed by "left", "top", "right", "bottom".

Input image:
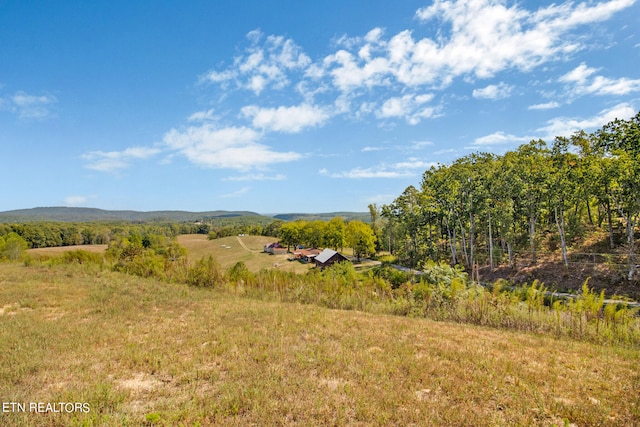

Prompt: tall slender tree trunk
[
  {"left": 627, "top": 212, "right": 636, "bottom": 281},
  {"left": 586, "top": 198, "right": 594, "bottom": 226},
  {"left": 458, "top": 218, "right": 469, "bottom": 268},
  {"left": 606, "top": 199, "right": 615, "bottom": 249},
  {"left": 604, "top": 183, "right": 615, "bottom": 249},
  {"left": 488, "top": 209, "right": 494, "bottom": 271},
  {"left": 469, "top": 210, "right": 475, "bottom": 272},
  {"left": 555, "top": 206, "right": 568, "bottom": 268},
  {"left": 445, "top": 216, "right": 457, "bottom": 264},
  {"left": 529, "top": 210, "right": 537, "bottom": 265}
]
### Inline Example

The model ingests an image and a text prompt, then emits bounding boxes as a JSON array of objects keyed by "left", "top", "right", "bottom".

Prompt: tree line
[
  {"left": 381, "top": 111, "right": 640, "bottom": 280},
  {"left": 276, "top": 218, "right": 376, "bottom": 261},
  {"left": 0, "top": 218, "right": 284, "bottom": 249}
]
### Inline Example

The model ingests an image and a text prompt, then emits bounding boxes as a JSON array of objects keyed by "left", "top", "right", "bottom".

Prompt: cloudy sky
[{"left": 1, "top": 0, "right": 639, "bottom": 213}]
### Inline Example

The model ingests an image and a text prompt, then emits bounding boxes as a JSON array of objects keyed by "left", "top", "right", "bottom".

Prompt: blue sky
[{"left": 1, "top": 0, "right": 639, "bottom": 214}]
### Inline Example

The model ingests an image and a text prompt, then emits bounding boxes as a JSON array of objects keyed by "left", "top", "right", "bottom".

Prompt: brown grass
[
  {"left": 27, "top": 244, "right": 108, "bottom": 255},
  {"left": 177, "top": 234, "right": 313, "bottom": 274},
  {"left": 0, "top": 262, "right": 638, "bottom": 426}
]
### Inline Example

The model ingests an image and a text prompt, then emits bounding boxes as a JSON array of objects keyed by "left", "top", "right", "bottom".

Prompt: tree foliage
[
  {"left": 345, "top": 220, "right": 376, "bottom": 262},
  {"left": 383, "top": 111, "right": 640, "bottom": 280}
]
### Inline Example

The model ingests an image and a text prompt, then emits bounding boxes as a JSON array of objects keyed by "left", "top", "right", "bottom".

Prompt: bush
[
  {"left": 187, "top": 256, "right": 225, "bottom": 288},
  {"left": 1, "top": 232, "right": 28, "bottom": 260},
  {"left": 421, "top": 260, "right": 468, "bottom": 287},
  {"left": 227, "top": 261, "right": 254, "bottom": 286},
  {"left": 62, "top": 250, "right": 104, "bottom": 265}
]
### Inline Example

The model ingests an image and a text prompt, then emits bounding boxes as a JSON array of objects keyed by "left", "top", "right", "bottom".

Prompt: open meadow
[
  {"left": 28, "top": 244, "right": 108, "bottom": 256},
  {"left": 176, "top": 234, "right": 314, "bottom": 274},
  {"left": 26, "top": 235, "right": 315, "bottom": 274},
  {"left": 0, "top": 262, "right": 638, "bottom": 426}
]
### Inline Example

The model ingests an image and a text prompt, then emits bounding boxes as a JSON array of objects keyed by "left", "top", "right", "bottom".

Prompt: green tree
[
  {"left": 596, "top": 111, "right": 640, "bottom": 279},
  {"left": 305, "top": 220, "right": 327, "bottom": 248},
  {"left": 384, "top": 186, "right": 427, "bottom": 266},
  {"left": 368, "top": 203, "right": 384, "bottom": 252},
  {"left": 263, "top": 220, "right": 284, "bottom": 237},
  {"left": 325, "top": 217, "right": 346, "bottom": 250},
  {"left": 345, "top": 220, "right": 376, "bottom": 262},
  {"left": 279, "top": 221, "right": 306, "bottom": 252},
  {"left": 511, "top": 140, "right": 551, "bottom": 265},
  {"left": 1, "top": 232, "right": 28, "bottom": 260}
]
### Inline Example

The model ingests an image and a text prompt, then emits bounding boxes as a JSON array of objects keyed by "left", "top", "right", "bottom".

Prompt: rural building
[
  {"left": 293, "top": 247, "right": 321, "bottom": 263},
  {"left": 264, "top": 242, "right": 287, "bottom": 255},
  {"left": 314, "top": 248, "right": 349, "bottom": 269}
]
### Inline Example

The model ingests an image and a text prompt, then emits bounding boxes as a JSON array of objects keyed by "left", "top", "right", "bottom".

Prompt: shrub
[
  {"left": 1, "top": 232, "right": 28, "bottom": 260},
  {"left": 227, "top": 261, "right": 254, "bottom": 286},
  {"left": 62, "top": 250, "right": 104, "bottom": 265},
  {"left": 420, "top": 260, "right": 468, "bottom": 287},
  {"left": 187, "top": 256, "right": 225, "bottom": 288}
]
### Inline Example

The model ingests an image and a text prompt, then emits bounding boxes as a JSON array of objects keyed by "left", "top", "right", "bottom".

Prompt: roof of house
[
  {"left": 294, "top": 248, "right": 320, "bottom": 256},
  {"left": 265, "top": 242, "right": 284, "bottom": 248},
  {"left": 315, "top": 248, "right": 346, "bottom": 264}
]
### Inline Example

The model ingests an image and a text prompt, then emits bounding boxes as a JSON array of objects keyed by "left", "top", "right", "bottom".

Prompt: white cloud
[
  {"left": 560, "top": 63, "right": 640, "bottom": 97},
  {"left": 64, "top": 195, "right": 91, "bottom": 206},
  {"left": 472, "top": 131, "right": 533, "bottom": 147},
  {"left": 433, "top": 148, "right": 457, "bottom": 155},
  {"left": 321, "top": 157, "right": 434, "bottom": 179},
  {"left": 410, "top": 140, "right": 435, "bottom": 150},
  {"left": 376, "top": 93, "right": 437, "bottom": 124},
  {"left": 318, "top": 0, "right": 634, "bottom": 92},
  {"left": 162, "top": 124, "right": 302, "bottom": 170},
  {"left": 474, "top": 102, "right": 637, "bottom": 148},
  {"left": 323, "top": 49, "right": 392, "bottom": 92},
  {"left": 220, "top": 187, "right": 250, "bottom": 198},
  {"left": 188, "top": 108, "right": 217, "bottom": 122},
  {"left": 241, "top": 103, "right": 330, "bottom": 133},
  {"left": 3, "top": 91, "right": 57, "bottom": 119},
  {"left": 528, "top": 101, "right": 560, "bottom": 110},
  {"left": 202, "top": 30, "right": 311, "bottom": 95},
  {"left": 361, "top": 146, "right": 385, "bottom": 152},
  {"left": 224, "top": 173, "right": 287, "bottom": 181},
  {"left": 197, "top": 0, "right": 634, "bottom": 128},
  {"left": 537, "top": 102, "right": 637, "bottom": 138},
  {"left": 540, "top": 0, "right": 636, "bottom": 29},
  {"left": 322, "top": 166, "right": 415, "bottom": 179},
  {"left": 472, "top": 82, "right": 513, "bottom": 100},
  {"left": 378, "top": 95, "right": 412, "bottom": 118},
  {"left": 82, "top": 146, "right": 161, "bottom": 172},
  {"left": 391, "top": 158, "right": 437, "bottom": 170}
]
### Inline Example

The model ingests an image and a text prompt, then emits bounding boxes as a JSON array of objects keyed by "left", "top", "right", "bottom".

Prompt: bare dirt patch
[
  {"left": 479, "top": 260, "right": 640, "bottom": 300},
  {"left": 117, "top": 373, "right": 163, "bottom": 393}
]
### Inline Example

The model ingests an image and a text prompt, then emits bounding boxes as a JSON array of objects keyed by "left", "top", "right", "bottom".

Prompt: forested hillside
[
  {"left": 381, "top": 111, "right": 640, "bottom": 287},
  {"left": 0, "top": 207, "right": 261, "bottom": 222}
]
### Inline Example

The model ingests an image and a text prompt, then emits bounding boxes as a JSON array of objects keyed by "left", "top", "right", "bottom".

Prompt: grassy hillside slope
[{"left": 0, "top": 263, "right": 638, "bottom": 426}]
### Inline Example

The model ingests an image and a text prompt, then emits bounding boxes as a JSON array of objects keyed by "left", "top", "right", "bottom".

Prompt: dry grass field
[
  {"left": 177, "top": 234, "right": 314, "bottom": 274},
  {"left": 26, "top": 235, "right": 315, "bottom": 274},
  {"left": 0, "top": 262, "right": 638, "bottom": 426},
  {"left": 28, "top": 244, "right": 108, "bottom": 256},
  {"left": 25, "top": 235, "right": 377, "bottom": 275}
]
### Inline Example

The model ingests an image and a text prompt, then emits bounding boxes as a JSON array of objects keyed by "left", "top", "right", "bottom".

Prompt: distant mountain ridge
[
  {"left": 0, "top": 207, "right": 262, "bottom": 223},
  {"left": 0, "top": 207, "right": 370, "bottom": 223},
  {"left": 271, "top": 212, "right": 370, "bottom": 222}
]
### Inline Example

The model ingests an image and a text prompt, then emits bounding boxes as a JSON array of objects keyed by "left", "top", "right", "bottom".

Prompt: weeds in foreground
[
  {"left": 35, "top": 247, "right": 640, "bottom": 348},
  {"left": 1, "top": 262, "right": 639, "bottom": 426}
]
